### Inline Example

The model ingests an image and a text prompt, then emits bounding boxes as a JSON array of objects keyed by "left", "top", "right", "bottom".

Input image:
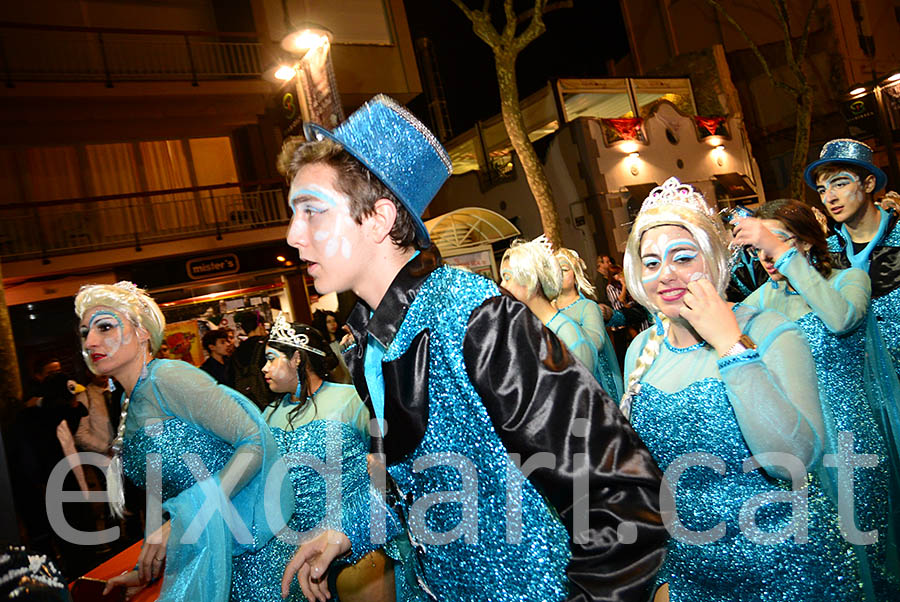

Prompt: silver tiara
[
  {"left": 639, "top": 177, "right": 717, "bottom": 219},
  {"left": 268, "top": 315, "right": 326, "bottom": 356}
]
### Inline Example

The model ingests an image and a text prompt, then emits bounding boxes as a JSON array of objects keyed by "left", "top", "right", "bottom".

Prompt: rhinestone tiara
[
  {"left": 638, "top": 177, "right": 717, "bottom": 219},
  {"left": 268, "top": 315, "right": 326, "bottom": 356}
]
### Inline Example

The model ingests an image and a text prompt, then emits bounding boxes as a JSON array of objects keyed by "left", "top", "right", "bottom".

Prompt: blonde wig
[
  {"left": 623, "top": 178, "right": 730, "bottom": 315},
  {"left": 555, "top": 248, "right": 597, "bottom": 300},
  {"left": 75, "top": 281, "right": 166, "bottom": 356},
  {"left": 620, "top": 178, "right": 729, "bottom": 415},
  {"left": 75, "top": 281, "right": 165, "bottom": 518},
  {"left": 501, "top": 237, "right": 563, "bottom": 301}
]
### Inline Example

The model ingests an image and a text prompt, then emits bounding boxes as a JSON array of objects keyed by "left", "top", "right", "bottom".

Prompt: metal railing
[
  {"left": 0, "top": 183, "right": 290, "bottom": 261},
  {"left": 0, "top": 22, "right": 264, "bottom": 86}
]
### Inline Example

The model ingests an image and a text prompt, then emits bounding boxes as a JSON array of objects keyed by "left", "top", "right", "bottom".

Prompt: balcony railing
[
  {"left": 0, "top": 182, "right": 290, "bottom": 261},
  {"left": 0, "top": 22, "right": 265, "bottom": 85}
]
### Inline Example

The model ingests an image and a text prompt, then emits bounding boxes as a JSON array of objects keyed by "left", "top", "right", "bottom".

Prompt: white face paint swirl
[
  {"left": 640, "top": 225, "right": 709, "bottom": 318},
  {"left": 286, "top": 163, "right": 371, "bottom": 295}
]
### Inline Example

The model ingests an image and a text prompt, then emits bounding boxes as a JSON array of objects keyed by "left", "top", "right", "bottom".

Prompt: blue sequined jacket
[{"left": 343, "top": 246, "right": 667, "bottom": 602}]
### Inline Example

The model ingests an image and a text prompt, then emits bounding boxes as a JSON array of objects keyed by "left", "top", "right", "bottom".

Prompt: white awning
[{"left": 424, "top": 207, "right": 521, "bottom": 254}]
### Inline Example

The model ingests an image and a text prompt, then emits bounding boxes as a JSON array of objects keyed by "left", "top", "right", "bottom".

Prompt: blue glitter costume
[
  {"left": 626, "top": 305, "right": 863, "bottom": 600},
  {"left": 343, "top": 248, "right": 667, "bottom": 602},
  {"left": 230, "top": 420, "right": 418, "bottom": 601},
  {"left": 828, "top": 208, "right": 900, "bottom": 377},
  {"left": 557, "top": 295, "right": 624, "bottom": 399},
  {"left": 743, "top": 248, "right": 900, "bottom": 598},
  {"left": 121, "top": 360, "right": 293, "bottom": 602}
]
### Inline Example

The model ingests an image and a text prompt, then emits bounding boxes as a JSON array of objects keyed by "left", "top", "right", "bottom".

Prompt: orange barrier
[{"left": 70, "top": 540, "right": 161, "bottom": 601}]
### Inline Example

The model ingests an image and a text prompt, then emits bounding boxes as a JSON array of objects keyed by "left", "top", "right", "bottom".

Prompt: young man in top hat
[
  {"left": 805, "top": 138, "right": 900, "bottom": 375},
  {"left": 278, "top": 95, "right": 666, "bottom": 601}
]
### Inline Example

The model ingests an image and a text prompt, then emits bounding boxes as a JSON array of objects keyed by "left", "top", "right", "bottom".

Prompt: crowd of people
[{"left": 3, "top": 95, "right": 900, "bottom": 602}]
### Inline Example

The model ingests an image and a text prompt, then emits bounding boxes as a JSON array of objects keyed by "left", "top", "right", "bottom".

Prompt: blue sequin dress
[
  {"left": 121, "top": 360, "right": 293, "bottom": 602},
  {"left": 625, "top": 306, "right": 863, "bottom": 600},
  {"left": 558, "top": 295, "right": 624, "bottom": 399},
  {"left": 230, "top": 420, "right": 411, "bottom": 601},
  {"left": 743, "top": 249, "right": 900, "bottom": 598}
]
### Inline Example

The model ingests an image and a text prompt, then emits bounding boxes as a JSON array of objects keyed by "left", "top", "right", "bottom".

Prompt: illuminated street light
[
  {"left": 620, "top": 141, "right": 639, "bottom": 154},
  {"left": 274, "top": 65, "right": 296, "bottom": 81},
  {"left": 849, "top": 86, "right": 868, "bottom": 96},
  {"left": 281, "top": 24, "right": 332, "bottom": 54},
  {"left": 887, "top": 72, "right": 900, "bottom": 83}
]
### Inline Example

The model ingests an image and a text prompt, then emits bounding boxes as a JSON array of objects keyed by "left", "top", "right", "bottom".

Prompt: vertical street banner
[{"left": 297, "top": 41, "right": 344, "bottom": 129}]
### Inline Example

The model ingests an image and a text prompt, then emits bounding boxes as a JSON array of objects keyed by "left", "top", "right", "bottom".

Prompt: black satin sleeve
[{"left": 462, "top": 294, "right": 667, "bottom": 602}]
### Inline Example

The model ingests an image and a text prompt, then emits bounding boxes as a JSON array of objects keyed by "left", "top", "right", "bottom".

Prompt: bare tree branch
[
  {"left": 796, "top": 0, "right": 820, "bottom": 74},
  {"left": 513, "top": 0, "right": 547, "bottom": 53},
  {"left": 502, "top": 0, "right": 517, "bottom": 41},
  {"left": 517, "top": 0, "right": 573, "bottom": 24},
  {"left": 768, "top": 0, "right": 800, "bottom": 75},
  {"left": 702, "top": 0, "right": 800, "bottom": 94},
  {"left": 451, "top": 0, "right": 501, "bottom": 47}
]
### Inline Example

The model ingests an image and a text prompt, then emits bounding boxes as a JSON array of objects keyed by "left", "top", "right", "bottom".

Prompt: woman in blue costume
[
  {"left": 620, "top": 178, "right": 863, "bottom": 601},
  {"left": 500, "top": 237, "right": 600, "bottom": 378},
  {"left": 233, "top": 316, "right": 417, "bottom": 602},
  {"left": 554, "top": 247, "right": 624, "bottom": 398},
  {"left": 75, "top": 282, "right": 293, "bottom": 601},
  {"left": 733, "top": 198, "right": 900, "bottom": 598}
]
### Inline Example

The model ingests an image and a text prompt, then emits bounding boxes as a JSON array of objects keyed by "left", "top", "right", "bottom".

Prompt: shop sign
[
  {"left": 186, "top": 254, "right": 240, "bottom": 280},
  {"left": 841, "top": 93, "right": 877, "bottom": 138}
]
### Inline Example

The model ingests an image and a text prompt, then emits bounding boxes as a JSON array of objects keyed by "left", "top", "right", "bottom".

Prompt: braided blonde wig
[
  {"left": 620, "top": 179, "right": 730, "bottom": 415},
  {"left": 555, "top": 248, "right": 597, "bottom": 300},
  {"left": 501, "top": 237, "right": 563, "bottom": 301},
  {"left": 74, "top": 281, "right": 165, "bottom": 518}
]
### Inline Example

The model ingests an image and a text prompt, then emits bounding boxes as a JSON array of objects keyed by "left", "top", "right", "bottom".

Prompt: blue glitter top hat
[
  {"left": 303, "top": 95, "right": 452, "bottom": 244},
  {"left": 804, "top": 138, "right": 887, "bottom": 192}
]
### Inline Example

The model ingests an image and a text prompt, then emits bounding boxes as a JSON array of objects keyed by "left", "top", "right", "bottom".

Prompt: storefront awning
[{"left": 424, "top": 207, "right": 521, "bottom": 255}]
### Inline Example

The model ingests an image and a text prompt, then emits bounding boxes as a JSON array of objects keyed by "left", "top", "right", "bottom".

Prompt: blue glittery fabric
[
  {"left": 632, "top": 380, "right": 862, "bottom": 601},
  {"left": 122, "top": 360, "right": 293, "bottom": 602},
  {"left": 356, "top": 266, "right": 570, "bottom": 601},
  {"left": 558, "top": 295, "right": 624, "bottom": 399},
  {"left": 626, "top": 307, "right": 865, "bottom": 599},
  {"left": 743, "top": 256, "right": 900, "bottom": 598},
  {"left": 828, "top": 223, "right": 900, "bottom": 375},
  {"left": 230, "top": 420, "right": 414, "bottom": 601}
]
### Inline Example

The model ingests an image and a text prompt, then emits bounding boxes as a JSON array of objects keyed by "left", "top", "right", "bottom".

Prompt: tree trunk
[
  {"left": 790, "top": 85, "right": 813, "bottom": 201},
  {"left": 494, "top": 50, "right": 562, "bottom": 248},
  {"left": 0, "top": 262, "right": 22, "bottom": 416}
]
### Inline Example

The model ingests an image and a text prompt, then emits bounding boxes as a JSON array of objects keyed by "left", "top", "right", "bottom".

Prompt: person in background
[
  {"left": 806, "top": 138, "right": 900, "bottom": 381},
  {"left": 234, "top": 317, "right": 404, "bottom": 602},
  {"left": 594, "top": 254, "right": 614, "bottom": 306},
  {"left": 734, "top": 198, "right": 900, "bottom": 599},
  {"left": 224, "top": 327, "right": 237, "bottom": 354},
  {"left": 501, "top": 238, "right": 599, "bottom": 377},
  {"left": 231, "top": 310, "right": 277, "bottom": 410},
  {"left": 199, "top": 328, "right": 233, "bottom": 387},
  {"left": 554, "top": 247, "right": 623, "bottom": 398},
  {"left": 312, "top": 309, "right": 351, "bottom": 383},
  {"left": 23, "top": 356, "right": 62, "bottom": 407},
  {"left": 261, "top": 317, "right": 369, "bottom": 436}
]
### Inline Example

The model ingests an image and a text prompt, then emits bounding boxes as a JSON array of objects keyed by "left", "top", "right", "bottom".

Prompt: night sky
[{"left": 402, "top": 0, "right": 629, "bottom": 137}]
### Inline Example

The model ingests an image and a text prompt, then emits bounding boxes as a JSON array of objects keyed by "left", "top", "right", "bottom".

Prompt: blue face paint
[
  {"left": 80, "top": 310, "right": 122, "bottom": 338},
  {"left": 816, "top": 171, "right": 859, "bottom": 196},
  {"left": 289, "top": 186, "right": 342, "bottom": 215},
  {"left": 641, "top": 240, "right": 699, "bottom": 284}
]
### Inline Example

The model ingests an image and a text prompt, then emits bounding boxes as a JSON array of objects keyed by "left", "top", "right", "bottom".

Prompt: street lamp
[{"left": 281, "top": 24, "right": 332, "bottom": 55}]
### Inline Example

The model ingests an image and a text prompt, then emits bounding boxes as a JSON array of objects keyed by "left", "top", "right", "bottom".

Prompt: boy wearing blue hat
[
  {"left": 278, "top": 95, "right": 666, "bottom": 602},
  {"left": 805, "top": 138, "right": 900, "bottom": 375}
]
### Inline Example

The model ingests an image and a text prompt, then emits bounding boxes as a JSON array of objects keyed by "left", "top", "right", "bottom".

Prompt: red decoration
[
  {"left": 601, "top": 117, "right": 644, "bottom": 140},
  {"left": 694, "top": 116, "right": 727, "bottom": 136}
]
